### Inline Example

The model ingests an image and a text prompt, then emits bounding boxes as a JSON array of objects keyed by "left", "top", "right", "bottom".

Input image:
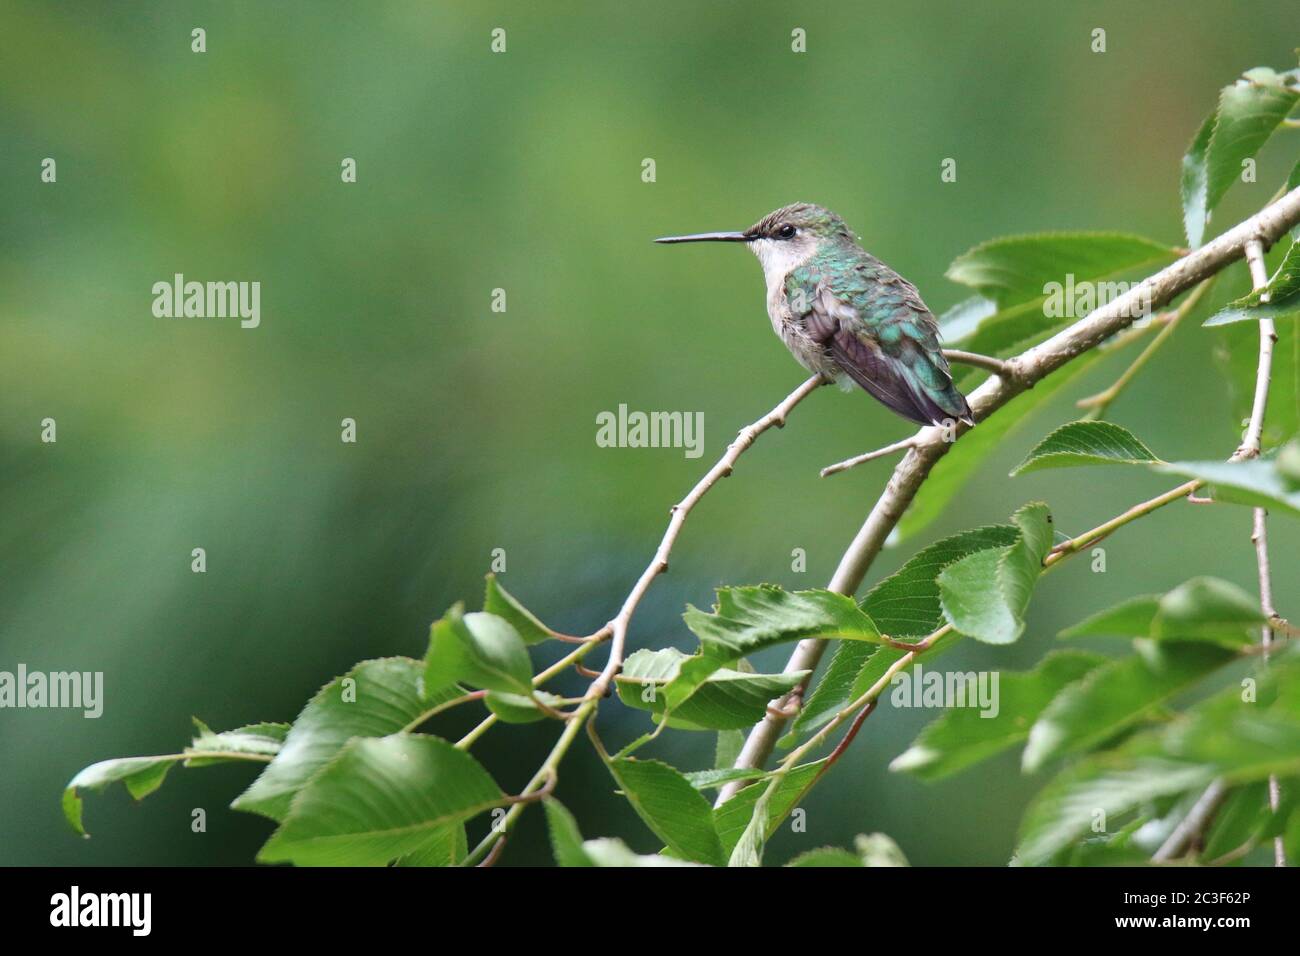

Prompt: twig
[
  {"left": 821, "top": 353, "right": 1010, "bottom": 478},
  {"left": 401, "top": 689, "right": 487, "bottom": 733},
  {"left": 477, "top": 833, "right": 508, "bottom": 867},
  {"left": 454, "top": 637, "right": 606, "bottom": 750},
  {"left": 942, "top": 349, "right": 1013, "bottom": 377},
  {"left": 1076, "top": 277, "right": 1215, "bottom": 419},
  {"left": 1146, "top": 236, "right": 1285, "bottom": 866},
  {"left": 817, "top": 700, "right": 877, "bottom": 777},
  {"left": 721, "top": 186, "right": 1300, "bottom": 802},
  {"left": 1046, "top": 480, "right": 1202, "bottom": 561},
  {"left": 460, "top": 374, "right": 825, "bottom": 864},
  {"left": 820, "top": 436, "right": 920, "bottom": 477},
  {"left": 463, "top": 698, "right": 593, "bottom": 866},
  {"left": 722, "top": 472, "right": 1216, "bottom": 830},
  {"left": 584, "top": 374, "right": 826, "bottom": 703},
  {"left": 1235, "top": 239, "right": 1277, "bottom": 460},
  {"left": 1269, "top": 615, "right": 1300, "bottom": 637},
  {"left": 732, "top": 630, "right": 946, "bottom": 858},
  {"left": 1153, "top": 780, "right": 1228, "bottom": 862},
  {"left": 1242, "top": 237, "right": 1286, "bottom": 867},
  {"left": 501, "top": 768, "right": 558, "bottom": 805}
]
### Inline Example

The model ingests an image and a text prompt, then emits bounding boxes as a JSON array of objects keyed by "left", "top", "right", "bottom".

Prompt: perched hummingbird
[{"left": 656, "top": 202, "right": 974, "bottom": 427}]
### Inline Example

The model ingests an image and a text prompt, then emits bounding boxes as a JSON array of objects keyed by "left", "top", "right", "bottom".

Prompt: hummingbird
[{"left": 656, "top": 202, "right": 974, "bottom": 428}]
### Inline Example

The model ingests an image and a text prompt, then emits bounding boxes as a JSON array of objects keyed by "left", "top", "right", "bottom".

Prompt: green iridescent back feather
[{"left": 784, "top": 238, "right": 971, "bottom": 424}]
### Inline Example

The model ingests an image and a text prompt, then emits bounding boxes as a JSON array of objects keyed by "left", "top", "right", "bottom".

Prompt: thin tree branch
[
  {"left": 453, "top": 633, "right": 606, "bottom": 750},
  {"left": 1153, "top": 780, "right": 1228, "bottom": 862},
  {"left": 1237, "top": 239, "right": 1277, "bottom": 460},
  {"left": 721, "top": 186, "right": 1300, "bottom": 802},
  {"left": 1076, "top": 277, "right": 1216, "bottom": 419},
  {"left": 1147, "top": 236, "right": 1284, "bottom": 865},
  {"left": 583, "top": 373, "right": 826, "bottom": 702},
  {"left": 942, "top": 348, "right": 1013, "bottom": 377},
  {"left": 400, "top": 689, "right": 487, "bottom": 733},
  {"left": 1252, "top": 508, "right": 1285, "bottom": 866},
  {"left": 821, "top": 353, "right": 1011, "bottom": 478},
  {"left": 1046, "top": 480, "right": 1203, "bottom": 560},
  {"left": 723, "top": 472, "right": 1205, "bottom": 826},
  {"left": 820, "top": 436, "right": 919, "bottom": 477},
  {"left": 1243, "top": 236, "right": 1285, "bottom": 866},
  {"left": 460, "top": 374, "right": 826, "bottom": 864}
]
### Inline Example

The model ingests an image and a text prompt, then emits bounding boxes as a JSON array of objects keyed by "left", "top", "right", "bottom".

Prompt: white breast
[{"left": 750, "top": 237, "right": 816, "bottom": 331}]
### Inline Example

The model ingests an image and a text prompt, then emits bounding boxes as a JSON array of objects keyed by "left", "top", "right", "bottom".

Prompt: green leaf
[
  {"left": 233, "top": 657, "right": 458, "bottom": 822},
  {"left": 394, "top": 823, "right": 467, "bottom": 867},
  {"left": 1061, "top": 577, "right": 1264, "bottom": 647},
  {"left": 791, "top": 525, "right": 1019, "bottom": 741},
  {"left": 63, "top": 757, "right": 175, "bottom": 837},
  {"left": 185, "top": 720, "right": 289, "bottom": 767},
  {"left": 1010, "top": 420, "right": 1160, "bottom": 476},
  {"left": 1022, "top": 641, "right": 1238, "bottom": 772},
  {"left": 1016, "top": 757, "right": 1215, "bottom": 866},
  {"left": 891, "top": 651, "right": 1106, "bottom": 780},
  {"left": 482, "top": 574, "right": 553, "bottom": 645},
  {"left": 683, "top": 767, "right": 768, "bottom": 791},
  {"left": 938, "top": 294, "right": 997, "bottom": 341},
  {"left": 714, "top": 759, "right": 826, "bottom": 857},
  {"left": 896, "top": 352, "right": 1101, "bottom": 541},
  {"left": 1181, "top": 111, "right": 1217, "bottom": 250},
  {"left": 945, "top": 233, "right": 1175, "bottom": 310},
  {"left": 1150, "top": 578, "right": 1264, "bottom": 644},
  {"left": 1159, "top": 660, "right": 1300, "bottom": 774},
  {"left": 1214, "top": 301, "right": 1300, "bottom": 447},
  {"left": 938, "top": 502, "right": 1054, "bottom": 644},
  {"left": 1202, "top": 782, "right": 1270, "bottom": 861},
  {"left": 424, "top": 605, "right": 533, "bottom": 696},
  {"left": 1155, "top": 458, "right": 1300, "bottom": 517},
  {"left": 714, "top": 730, "right": 745, "bottom": 770},
  {"left": 950, "top": 298, "right": 1070, "bottom": 366},
  {"left": 945, "top": 230, "right": 1181, "bottom": 363},
  {"left": 604, "top": 757, "right": 725, "bottom": 866},
  {"left": 665, "top": 587, "right": 880, "bottom": 711},
  {"left": 483, "top": 690, "right": 564, "bottom": 724},
  {"left": 786, "top": 847, "right": 863, "bottom": 867},
  {"left": 1182, "top": 67, "right": 1300, "bottom": 249},
  {"left": 543, "top": 798, "right": 594, "bottom": 867},
  {"left": 1018, "top": 650, "right": 1300, "bottom": 864},
  {"left": 861, "top": 527, "right": 1023, "bottom": 637},
  {"left": 1205, "top": 238, "right": 1300, "bottom": 326},
  {"left": 1059, "top": 595, "right": 1160, "bottom": 640},
  {"left": 64, "top": 719, "right": 292, "bottom": 835},
  {"left": 258, "top": 733, "right": 502, "bottom": 866},
  {"left": 616, "top": 647, "right": 807, "bottom": 730},
  {"left": 682, "top": 586, "right": 880, "bottom": 656},
  {"left": 728, "top": 785, "right": 772, "bottom": 866}
]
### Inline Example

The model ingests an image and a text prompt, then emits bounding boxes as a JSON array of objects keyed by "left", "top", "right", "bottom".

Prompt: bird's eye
[{"left": 776, "top": 224, "right": 797, "bottom": 240}]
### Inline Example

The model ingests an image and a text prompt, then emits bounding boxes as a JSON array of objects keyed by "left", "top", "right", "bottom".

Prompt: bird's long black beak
[{"left": 654, "top": 230, "right": 753, "bottom": 244}]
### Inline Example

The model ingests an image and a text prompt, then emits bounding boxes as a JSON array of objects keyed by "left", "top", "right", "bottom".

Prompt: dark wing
[{"left": 803, "top": 273, "right": 974, "bottom": 427}]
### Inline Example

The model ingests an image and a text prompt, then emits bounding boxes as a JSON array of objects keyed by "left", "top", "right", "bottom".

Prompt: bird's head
[{"left": 655, "top": 202, "right": 854, "bottom": 283}]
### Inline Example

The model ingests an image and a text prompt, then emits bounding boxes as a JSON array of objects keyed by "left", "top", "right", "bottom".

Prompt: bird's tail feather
[{"left": 832, "top": 329, "right": 974, "bottom": 427}]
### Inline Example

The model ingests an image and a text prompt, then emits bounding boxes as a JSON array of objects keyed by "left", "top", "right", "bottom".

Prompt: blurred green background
[{"left": 2, "top": 1, "right": 1297, "bottom": 866}]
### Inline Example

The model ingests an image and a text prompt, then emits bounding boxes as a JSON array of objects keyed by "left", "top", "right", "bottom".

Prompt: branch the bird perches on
[{"left": 718, "top": 186, "right": 1300, "bottom": 803}]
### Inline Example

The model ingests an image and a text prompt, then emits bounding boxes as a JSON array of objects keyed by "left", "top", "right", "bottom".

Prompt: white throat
[{"left": 749, "top": 237, "right": 817, "bottom": 293}]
